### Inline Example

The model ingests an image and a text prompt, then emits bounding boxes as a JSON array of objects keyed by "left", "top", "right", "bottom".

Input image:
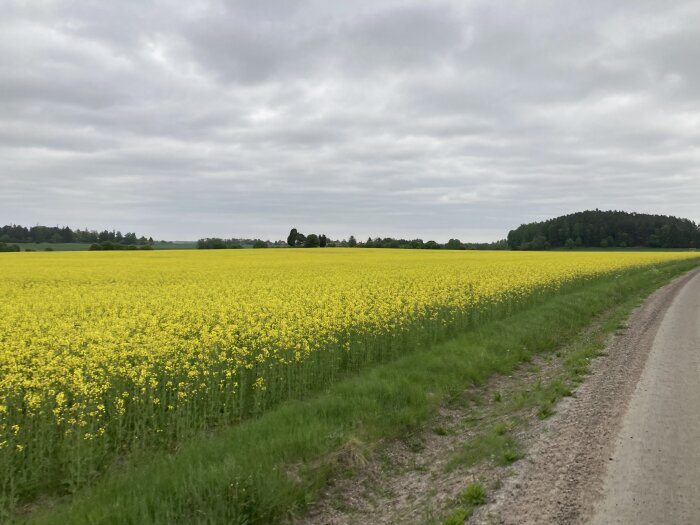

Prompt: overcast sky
[{"left": 2, "top": 0, "right": 699, "bottom": 242}]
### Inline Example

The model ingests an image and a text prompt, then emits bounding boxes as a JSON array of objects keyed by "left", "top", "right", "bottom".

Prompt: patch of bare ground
[{"left": 298, "top": 268, "right": 699, "bottom": 525}]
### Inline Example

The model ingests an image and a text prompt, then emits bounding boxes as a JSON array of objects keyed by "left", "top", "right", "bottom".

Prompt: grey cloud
[{"left": 2, "top": 0, "right": 700, "bottom": 242}]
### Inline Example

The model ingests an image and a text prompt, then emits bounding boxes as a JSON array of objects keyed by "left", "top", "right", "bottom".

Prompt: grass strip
[{"left": 23, "top": 259, "right": 699, "bottom": 525}]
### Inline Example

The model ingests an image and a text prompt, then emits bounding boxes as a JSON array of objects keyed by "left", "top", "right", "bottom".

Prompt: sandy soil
[
  {"left": 301, "top": 359, "right": 559, "bottom": 525},
  {"left": 479, "top": 268, "right": 700, "bottom": 524}
]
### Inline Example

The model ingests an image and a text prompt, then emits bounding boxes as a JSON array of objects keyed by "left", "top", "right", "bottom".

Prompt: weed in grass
[
  {"left": 450, "top": 424, "right": 521, "bottom": 469},
  {"left": 461, "top": 482, "right": 487, "bottom": 506},
  {"left": 434, "top": 426, "right": 450, "bottom": 436},
  {"left": 537, "top": 401, "right": 555, "bottom": 419},
  {"left": 550, "top": 380, "right": 572, "bottom": 398},
  {"left": 501, "top": 446, "right": 522, "bottom": 463},
  {"left": 439, "top": 483, "right": 486, "bottom": 525},
  {"left": 493, "top": 391, "right": 502, "bottom": 402},
  {"left": 492, "top": 422, "right": 508, "bottom": 436},
  {"left": 442, "top": 506, "right": 472, "bottom": 525}
]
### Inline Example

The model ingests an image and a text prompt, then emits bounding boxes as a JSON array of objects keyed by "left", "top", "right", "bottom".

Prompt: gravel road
[
  {"left": 481, "top": 268, "right": 700, "bottom": 524},
  {"left": 589, "top": 269, "right": 700, "bottom": 524}
]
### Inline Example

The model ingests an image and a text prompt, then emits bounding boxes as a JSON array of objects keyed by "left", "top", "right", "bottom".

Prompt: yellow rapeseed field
[{"left": 0, "top": 248, "right": 698, "bottom": 501}]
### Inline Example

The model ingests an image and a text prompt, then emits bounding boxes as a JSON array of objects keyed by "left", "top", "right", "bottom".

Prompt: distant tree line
[
  {"left": 197, "top": 238, "right": 282, "bottom": 249},
  {"left": 359, "top": 237, "right": 508, "bottom": 250},
  {"left": 0, "top": 224, "right": 154, "bottom": 245},
  {"left": 507, "top": 210, "right": 700, "bottom": 250},
  {"left": 286, "top": 228, "right": 507, "bottom": 250}
]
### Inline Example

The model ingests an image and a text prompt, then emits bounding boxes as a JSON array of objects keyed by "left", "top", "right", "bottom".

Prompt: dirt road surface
[
  {"left": 589, "top": 269, "right": 700, "bottom": 524},
  {"left": 481, "top": 268, "right": 700, "bottom": 524}
]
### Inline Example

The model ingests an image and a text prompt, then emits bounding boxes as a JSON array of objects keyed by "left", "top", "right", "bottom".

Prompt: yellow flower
[{"left": 0, "top": 248, "right": 697, "bottom": 490}]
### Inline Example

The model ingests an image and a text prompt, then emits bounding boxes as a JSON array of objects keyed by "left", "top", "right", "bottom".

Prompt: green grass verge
[
  {"left": 22, "top": 259, "right": 699, "bottom": 525},
  {"left": 16, "top": 243, "right": 94, "bottom": 252}
]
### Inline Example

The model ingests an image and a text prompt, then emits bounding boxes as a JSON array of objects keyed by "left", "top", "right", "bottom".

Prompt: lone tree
[
  {"left": 287, "top": 228, "right": 299, "bottom": 247},
  {"left": 348, "top": 235, "right": 357, "bottom": 247}
]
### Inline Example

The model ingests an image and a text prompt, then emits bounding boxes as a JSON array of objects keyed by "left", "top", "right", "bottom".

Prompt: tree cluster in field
[
  {"left": 508, "top": 210, "right": 700, "bottom": 250},
  {"left": 286, "top": 229, "right": 508, "bottom": 250},
  {"left": 196, "top": 238, "right": 284, "bottom": 249},
  {"left": 0, "top": 224, "right": 155, "bottom": 245},
  {"left": 286, "top": 229, "right": 330, "bottom": 247}
]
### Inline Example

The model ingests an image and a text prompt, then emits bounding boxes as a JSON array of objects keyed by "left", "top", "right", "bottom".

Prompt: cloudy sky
[{"left": 2, "top": 0, "right": 699, "bottom": 242}]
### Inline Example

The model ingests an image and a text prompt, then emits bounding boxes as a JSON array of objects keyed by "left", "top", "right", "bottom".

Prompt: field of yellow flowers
[{"left": 1, "top": 248, "right": 698, "bottom": 509}]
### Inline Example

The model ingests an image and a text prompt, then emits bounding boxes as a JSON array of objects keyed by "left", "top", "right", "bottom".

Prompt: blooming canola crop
[{"left": 0, "top": 248, "right": 698, "bottom": 501}]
